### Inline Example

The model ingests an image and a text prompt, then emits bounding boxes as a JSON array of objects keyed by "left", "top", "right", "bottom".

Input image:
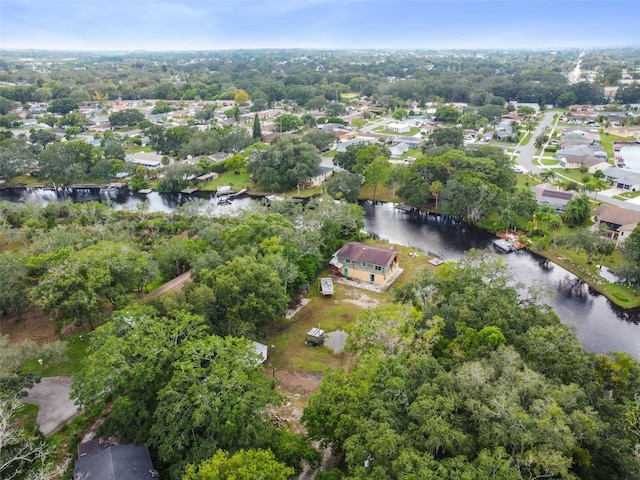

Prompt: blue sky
[{"left": 1, "top": 0, "right": 639, "bottom": 51}]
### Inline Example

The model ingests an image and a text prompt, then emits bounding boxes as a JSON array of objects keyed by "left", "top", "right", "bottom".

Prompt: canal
[{"left": 2, "top": 188, "right": 639, "bottom": 359}]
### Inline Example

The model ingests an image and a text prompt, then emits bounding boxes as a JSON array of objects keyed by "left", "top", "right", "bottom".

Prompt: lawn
[
  {"left": 264, "top": 242, "right": 439, "bottom": 375},
  {"left": 199, "top": 171, "right": 251, "bottom": 191},
  {"left": 540, "top": 158, "right": 560, "bottom": 166},
  {"left": 373, "top": 126, "right": 421, "bottom": 136},
  {"left": 600, "top": 132, "right": 629, "bottom": 159},
  {"left": 21, "top": 333, "right": 89, "bottom": 377}
]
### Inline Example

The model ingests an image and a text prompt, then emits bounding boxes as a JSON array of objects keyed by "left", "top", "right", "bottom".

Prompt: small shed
[
  {"left": 306, "top": 327, "right": 325, "bottom": 346},
  {"left": 319, "top": 278, "right": 334, "bottom": 296}
]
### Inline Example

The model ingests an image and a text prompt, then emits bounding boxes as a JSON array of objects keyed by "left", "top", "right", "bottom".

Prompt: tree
[
  {"left": 363, "top": 156, "right": 390, "bottom": 202},
  {"left": 612, "top": 226, "right": 640, "bottom": 284},
  {"left": 429, "top": 180, "right": 444, "bottom": 211},
  {"left": 0, "top": 254, "right": 28, "bottom": 317},
  {"left": 48, "top": 98, "right": 78, "bottom": 115},
  {"left": 31, "top": 241, "right": 155, "bottom": 329},
  {"left": 585, "top": 178, "right": 608, "bottom": 201},
  {"left": 0, "top": 97, "right": 16, "bottom": 115},
  {"left": 0, "top": 396, "right": 66, "bottom": 480},
  {"left": 517, "top": 106, "right": 536, "bottom": 118},
  {"left": 0, "top": 137, "right": 36, "bottom": 180},
  {"left": 557, "top": 92, "right": 577, "bottom": 108},
  {"left": 391, "top": 108, "right": 408, "bottom": 120},
  {"left": 109, "top": 108, "right": 144, "bottom": 127},
  {"left": 561, "top": 228, "right": 615, "bottom": 264},
  {"left": 434, "top": 105, "right": 461, "bottom": 123},
  {"left": 326, "top": 172, "right": 363, "bottom": 203},
  {"left": 428, "top": 127, "right": 463, "bottom": 148},
  {"left": 220, "top": 128, "right": 252, "bottom": 154},
  {"left": 562, "top": 194, "right": 591, "bottom": 225},
  {"left": 149, "top": 336, "right": 277, "bottom": 477},
  {"left": 224, "top": 154, "right": 248, "bottom": 174},
  {"left": 275, "top": 113, "right": 302, "bottom": 132},
  {"left": 440, "top": 176, "right": 498, "bottom": 223},
  {"left": 539, "top": 169, "right": 557, "bottom": 184},
  {"left": 303, "top": 129, "right": 338, "bottom": 152},
  {"left": 200, "top": 255, "right": 288, "bottom": 336},
  {"left": 248, "top": 137, "right": 320, "bottom": 192},
  {"left": 252, "top": 113, "right": 262, "bottom": 141},
  {"left": 157, "top": 163, "right": 196, "bottom": 193},
  {"left": 183, "top": 449, "right": 294, "bottom": 480},
  {"left": 234, "top": 89, "right": 250, "bottom": 104}
]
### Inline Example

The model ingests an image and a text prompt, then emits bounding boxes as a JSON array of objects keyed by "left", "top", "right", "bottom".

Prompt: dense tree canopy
[
  {"left": 303, "top": 253, "right": 640, "bottom": 479},
  {"left": 248, "top": 137, "right": 320, "bottom": 191}
]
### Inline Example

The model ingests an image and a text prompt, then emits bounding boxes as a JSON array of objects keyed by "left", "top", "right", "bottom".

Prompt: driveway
[{"left": 23, "top": 376, "right": 79, "bottom": 436}]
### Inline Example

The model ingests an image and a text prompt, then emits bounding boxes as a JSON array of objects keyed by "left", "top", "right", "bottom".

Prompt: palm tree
[
  {"left": 585, "top": 178, "right": 608, "bottom": 201},
  {"left": 539, "top": 169, "right": 557, "bottom": 184},
  {"left": 430, "top": 180, "right": 445, "bottom": 211}
]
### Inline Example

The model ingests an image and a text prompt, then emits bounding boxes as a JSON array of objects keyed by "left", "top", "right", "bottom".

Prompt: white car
[{"left": 512, "top": 165, "right": 527, "bottom": 174}]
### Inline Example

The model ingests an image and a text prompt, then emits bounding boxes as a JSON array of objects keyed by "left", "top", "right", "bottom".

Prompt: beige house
[
  {"left": 330, "top": 242, "right": 400, "bottom": 286},
  {"left": 594, "top": 205, "right": 640, "bottom": 246}
]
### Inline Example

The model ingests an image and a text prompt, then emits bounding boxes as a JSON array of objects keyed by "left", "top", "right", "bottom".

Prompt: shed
[
  {"left": 306, "top": 327, "right": 325, "bottom": 346},
  {"left": 319, "top": 278, "right": 334, "bottom": 296}
]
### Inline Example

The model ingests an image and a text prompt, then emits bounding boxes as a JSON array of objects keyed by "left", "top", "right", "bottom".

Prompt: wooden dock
[
  {"left": 493, "top": 231, "right": 527, "bottom": 253},
  {"left": 180, "top": 187, "right": 199, "bottom": 194}
]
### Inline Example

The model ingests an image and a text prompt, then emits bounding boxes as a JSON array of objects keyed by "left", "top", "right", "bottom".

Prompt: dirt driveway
[{"left": 22, "top": 376, "right": 79, "bottom": 436}]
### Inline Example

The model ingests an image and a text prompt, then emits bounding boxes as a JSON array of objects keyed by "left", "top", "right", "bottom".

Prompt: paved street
[{"left": 515, "top": 110, "right": 556, "bottom": 174}]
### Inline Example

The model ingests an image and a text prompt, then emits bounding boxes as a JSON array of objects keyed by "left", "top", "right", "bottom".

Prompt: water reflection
[
  {"left": 360, "top": 201, "right": 640, "bottom": 359},
  {"left": 1, "top": 188, "right": 639, "bottom": 358}
]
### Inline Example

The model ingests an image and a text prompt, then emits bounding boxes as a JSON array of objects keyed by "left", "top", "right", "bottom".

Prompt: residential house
[
  {"left": 558, "top": 153, "right": 609, "bottom": 173},
  {"left": 603, "top": 167, "right": 640, "bottom": 191},
  {"left": 330, "top": 242, "right": 400, "bottom": 286},
  {"left": 386, "top": 122, "right": 411, "bottom": 133},
  {"left": 303, "top": 166, "right": 333, "bottom": 188},
  {"left": 336, "top": 136, "right": 378, "bottom": 152},
  {"left": 594, "top": 204, "right": 640, "bottom": 246},
  {"left": 533, "top": 183, "right": 578, "bottom": 212},
  {"left": 126, "top": 152, "right": 164, "bottom": 170},
  {"left": 389, "top": 135, "right": 424, "bottom": 149},
  {"left": 390, "top": 142, "right": 410, "bottom": 157},
  {"left": 74, "top": 439, "right": 157, "bottom": 480}
]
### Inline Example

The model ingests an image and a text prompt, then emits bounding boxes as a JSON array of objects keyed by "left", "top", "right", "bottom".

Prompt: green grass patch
[
  {"left": 15, "top": 402, "right": 40, "bottom": 430},
  {"left": 199, "top": 171, "right": 251, "bottom": 191},
  {"left": 322, "top": 150, "right": 337, "bottom": 158},
  {"left": 22, "top": 334, "right": 89, "bottom": 377},
  {"left": 373, "top": 126, "right": 420, "bottom": 136},
  {"left": 616, "top": 190, "right": 640, "bottom": 199},
  {"left": 265, "top": 241, "right": 439, "bottom": 376},
  {"left": 540, "top": 159, "right": 560, "bottom": 166},
  {"left": 531, "top": 243, "right": 640, "bottom": 309},
  {"left": 599, "top": 132, "right": 628, "bottom": 159},
  {"left": 8, "top": 174, "right": 44, "bottom": 186}
]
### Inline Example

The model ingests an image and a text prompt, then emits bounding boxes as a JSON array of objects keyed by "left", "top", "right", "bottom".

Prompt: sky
[{"left": 1, "top": 0, "right": 639, "bottom": 52}]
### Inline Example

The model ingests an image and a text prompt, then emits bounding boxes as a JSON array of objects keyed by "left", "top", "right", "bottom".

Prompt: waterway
[
  {"left": 2, "top": 188, "right": 639, "bottom": 359},
  {"left": 620, "top": 145, "right": 640, "bottom": 172}
]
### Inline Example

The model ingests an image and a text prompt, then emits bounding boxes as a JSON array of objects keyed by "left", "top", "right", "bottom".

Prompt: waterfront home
[
  {"left": 330, "top": 242, "right": 400, "bottom": 286},
  {"left": 594, "top": 205, "right": 640, "bottom": 246},
  {"left": 533, "top": 183, "right": 578, "bottom": 213}
]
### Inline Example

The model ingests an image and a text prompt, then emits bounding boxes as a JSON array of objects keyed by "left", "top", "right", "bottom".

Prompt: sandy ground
[{"left": 22, "top": 376, "right": 79, "bottom": 436}]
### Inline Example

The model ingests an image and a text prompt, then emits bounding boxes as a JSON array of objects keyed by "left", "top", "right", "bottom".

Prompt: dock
[
  {"left": 180, "top": 187, "right": 199, "bottom": 194},
  {"left": 493, "top": 231, "right": 527, "bottom": 253},
  {"left": 138, "top": 188, "right": 153, "bottom": 194},
  {"left": 394, "top": 203, "right": 414, "bottom": 213}
]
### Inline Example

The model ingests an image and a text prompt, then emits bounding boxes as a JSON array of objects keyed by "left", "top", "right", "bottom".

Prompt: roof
[
  {"left": 74, "top": 444, "right": 156, "bottom": 480},
  {"left": 335, "top": 242, "right": 398, "bottom": 267},
  {"left": 533, "top": 184, "right": 577, "bottom": 205},
  {"left": 595, "top": 205, "right": 640, "bottom": 228}
]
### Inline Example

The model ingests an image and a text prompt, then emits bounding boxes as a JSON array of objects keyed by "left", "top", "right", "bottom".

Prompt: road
[
  {"left": 515, "top": 111, "right": 640, "bottom": 212},
  {"left": 515, "top": 110, "right": 556, "bottom": 174}
]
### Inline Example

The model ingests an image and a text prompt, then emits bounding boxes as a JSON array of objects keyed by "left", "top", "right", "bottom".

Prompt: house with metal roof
[{"left": 330, "top": 242, "right": 400, "bottom": 287}]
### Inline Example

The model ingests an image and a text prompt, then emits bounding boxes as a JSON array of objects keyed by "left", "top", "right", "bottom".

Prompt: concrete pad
[{"left": 22, "top": 376, "right": 79, "bottom": 436}]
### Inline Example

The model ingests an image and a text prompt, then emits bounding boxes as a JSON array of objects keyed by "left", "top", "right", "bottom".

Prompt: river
[{"left": 2, "top": 188, "right": 639, "bottom": 359}]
